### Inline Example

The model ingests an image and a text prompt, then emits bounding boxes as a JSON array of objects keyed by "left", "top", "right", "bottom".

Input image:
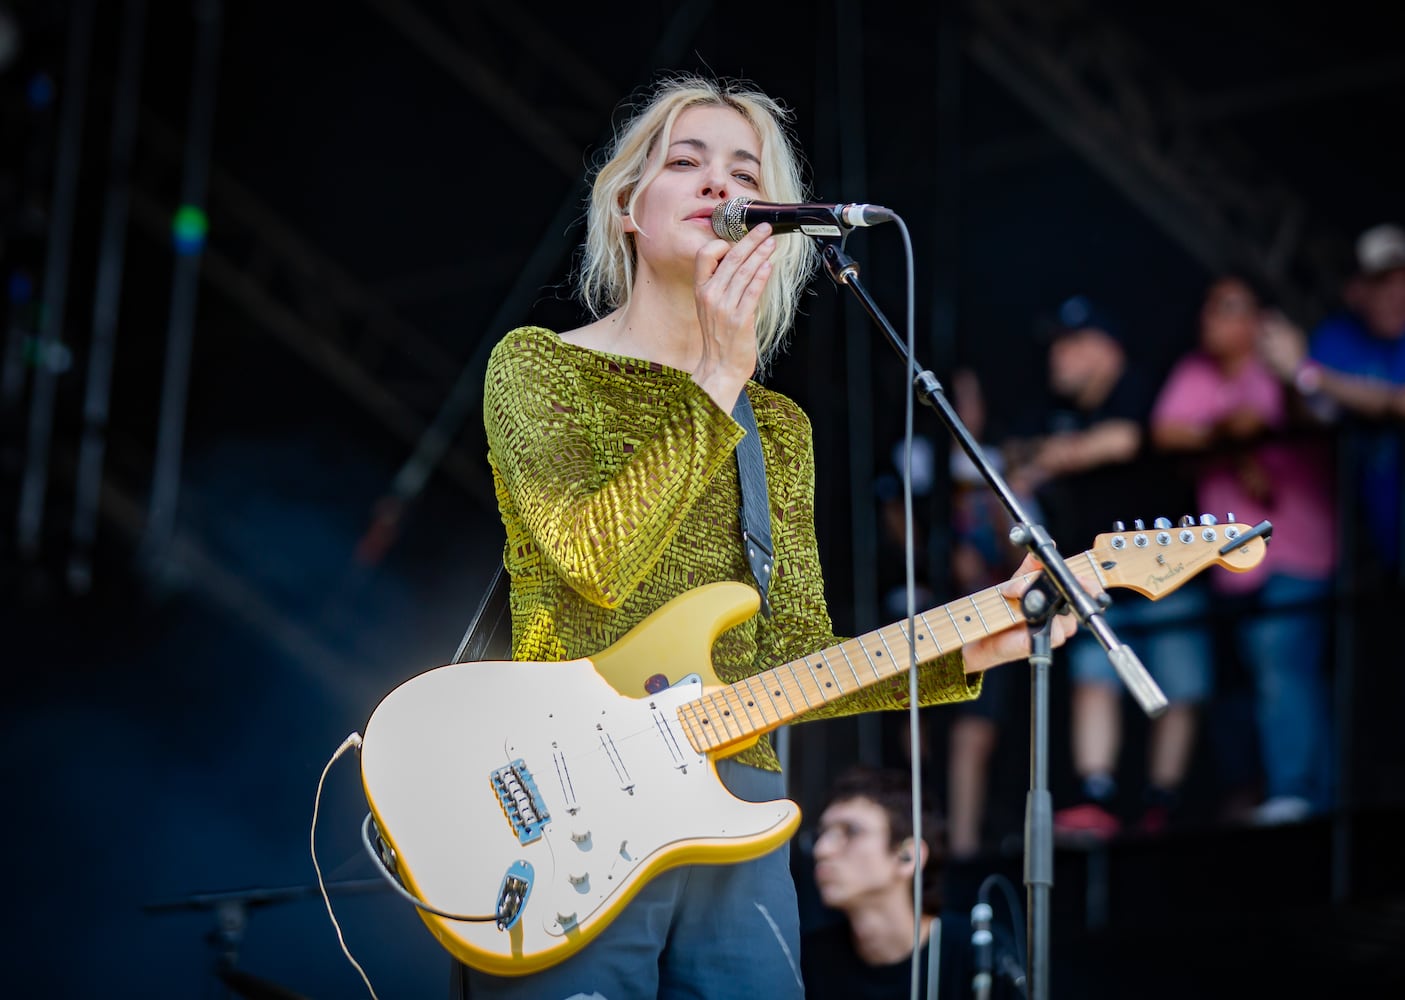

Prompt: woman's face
[
  {"left": 623, "top": 104, "right": 764, "bottom": 282},
  {"left": 1199, "top": 278, "right": 1260, "bottom": 360}
]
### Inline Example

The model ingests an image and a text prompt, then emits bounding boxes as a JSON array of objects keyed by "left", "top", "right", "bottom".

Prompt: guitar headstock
[{"left": 1089, "top": 516, "right": 1271, "bottom": 600}]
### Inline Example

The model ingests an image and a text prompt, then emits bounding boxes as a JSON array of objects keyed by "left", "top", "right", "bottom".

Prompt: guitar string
[{"left": 679, "top": 542, "right": 1226, "bottom": 751}]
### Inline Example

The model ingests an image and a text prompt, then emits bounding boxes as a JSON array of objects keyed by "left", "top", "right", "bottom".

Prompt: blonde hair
[{"left": 575, "top": 72, "right": 820, "bottom": 373}]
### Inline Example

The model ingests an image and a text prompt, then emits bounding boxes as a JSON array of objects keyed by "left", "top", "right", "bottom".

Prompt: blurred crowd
[{"left": 870, "top": 220, "right": 1405, "bottom": 855}]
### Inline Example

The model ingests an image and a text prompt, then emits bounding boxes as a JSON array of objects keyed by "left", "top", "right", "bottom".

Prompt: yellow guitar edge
[
  {"left": 363, "top": 772, "right": 803, "bottom": 978},
  {"left": 590, "top": 580, "right": 761, "bottom": 696},
  {"left": 1220, "top": 535, "right": 1269, "bottom": 572}
]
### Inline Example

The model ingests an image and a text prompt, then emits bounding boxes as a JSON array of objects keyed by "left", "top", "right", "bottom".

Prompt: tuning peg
[
  {"left": 1226, "top": 511, "right": 1236, "bottom": 524},
  {"left": 1179, "top": 514, "right": 1196, "bottom": 528},
  {"left": 1200, "top": 513, "right": 1218, "bottom": 526},
  {"left": 1113, "top": 520, "right": 1126, "bottom": 532},
  {"left": 1153, "top": 516, "right": 1172, "bottom": 530},
  {"left": 1133, "top": 519, "right": 1146, "bottom": 530}
]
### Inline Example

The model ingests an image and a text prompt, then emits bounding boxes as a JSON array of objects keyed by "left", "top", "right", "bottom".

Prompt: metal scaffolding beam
[
  {"left": 965, "top": 0, "right": 1348, "bottom": 325},
  {"left": 16, "top": 0, "right": 94, "bottom": 559},
  {"left": 127, "top": 107, "right": 495, "bottom": 505},
  {"left": 139, "top": 0, "right": 223, "bottom": 576}
]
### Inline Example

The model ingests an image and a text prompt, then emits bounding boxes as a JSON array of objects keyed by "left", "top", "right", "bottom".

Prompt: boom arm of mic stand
[{"left": 815, "top": 239, "right": 1168, "bottom": 718}]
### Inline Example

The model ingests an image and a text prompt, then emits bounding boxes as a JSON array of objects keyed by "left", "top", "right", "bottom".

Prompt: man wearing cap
[
  {"left": 1260, "top": 222, "right": 1405, "bottom": 814},
  {"left": 1003, "top": 296, "right": 1212, "bottom": 840}
]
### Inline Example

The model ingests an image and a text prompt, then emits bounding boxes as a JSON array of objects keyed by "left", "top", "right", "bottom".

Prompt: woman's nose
[{"left": 699, "top": 168, "right": 729, "bottom": 200}]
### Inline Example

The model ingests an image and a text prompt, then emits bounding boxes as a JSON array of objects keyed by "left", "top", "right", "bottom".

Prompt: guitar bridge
[{"left": 490, "top": 759, "right": 551, "bottom": 845}]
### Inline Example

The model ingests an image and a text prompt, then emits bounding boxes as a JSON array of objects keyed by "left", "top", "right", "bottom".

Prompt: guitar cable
[
  {"left": 312, "top": 732, "right": 382, "bottom": 1000},
  {"left": 358, "top": 813, "right": 501, "bottom": 923},
  {"left": 313, "top": 731, "right": 505, "bottom": 997}
]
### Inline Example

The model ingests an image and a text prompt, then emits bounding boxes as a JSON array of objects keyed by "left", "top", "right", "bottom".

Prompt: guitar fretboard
[{"left": 676, "top": 551, "right": 1099, "bottom": 754}]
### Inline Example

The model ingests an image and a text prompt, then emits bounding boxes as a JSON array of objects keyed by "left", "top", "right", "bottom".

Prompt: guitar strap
[
  {"left": 452, "top": 561, "right": 512, "bottom": 664},
  {"left": 732, "top": 388, "right": 775, "bottom": 617},
  {"left": 452, "top": 388, "right": 775, "bottom": 664}
]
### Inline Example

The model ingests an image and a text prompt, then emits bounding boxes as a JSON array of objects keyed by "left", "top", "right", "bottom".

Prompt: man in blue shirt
[{"left": 1268, "top": 222, "right": 1405, "bottom": 575}]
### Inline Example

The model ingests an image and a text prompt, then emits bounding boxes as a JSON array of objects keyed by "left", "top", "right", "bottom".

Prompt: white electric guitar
[{"left": 357, "top": 518, "right": 1269, "bottom": 976}]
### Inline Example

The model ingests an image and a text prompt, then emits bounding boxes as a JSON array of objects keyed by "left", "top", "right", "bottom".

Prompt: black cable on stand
[{"left": 811, "top": 229, "right": 1169, "bottom": 1000}]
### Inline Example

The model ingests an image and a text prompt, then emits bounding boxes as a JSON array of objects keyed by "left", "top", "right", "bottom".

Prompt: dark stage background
[{"left": 3, "top": 1, "right": 1405, "bottom": 997}]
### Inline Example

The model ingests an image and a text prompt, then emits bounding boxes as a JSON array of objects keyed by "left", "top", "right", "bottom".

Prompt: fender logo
[{"left": 1148, "top": 562, "right": 1186, "bottom": 587}]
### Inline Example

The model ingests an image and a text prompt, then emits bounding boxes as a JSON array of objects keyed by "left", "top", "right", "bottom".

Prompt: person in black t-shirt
[
  {"left": 1002, "top": 296, "right": 1212, "bottom": 840},
  {"left": 800, "top": 767, "right": 1020, "bottom": 1000}
]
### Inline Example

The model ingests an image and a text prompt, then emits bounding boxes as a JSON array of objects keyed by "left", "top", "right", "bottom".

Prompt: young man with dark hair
[{"left": 801, "top": 767, "right": 1019, "bottom": 999}]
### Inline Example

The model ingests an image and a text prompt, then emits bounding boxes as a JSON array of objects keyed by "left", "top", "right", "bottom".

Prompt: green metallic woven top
[{"left": 483, "top": 325, "right": 980, "bottom": 771}]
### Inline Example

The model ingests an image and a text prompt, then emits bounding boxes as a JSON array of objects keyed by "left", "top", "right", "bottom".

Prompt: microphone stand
[
  {"left": 812, "top": 235, "right": 1168, "bottom": 1000},
  {"left": 145, "top": 878, "right": 388, "bottom": 999}
]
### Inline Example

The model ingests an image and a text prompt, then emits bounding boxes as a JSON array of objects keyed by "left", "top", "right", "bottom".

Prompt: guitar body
[
  {"left": 359, "top": 582, "right": 800, "bottom": 977},
  {"left": 355, "top": 519, "right": 1271, "bottom": 978}
]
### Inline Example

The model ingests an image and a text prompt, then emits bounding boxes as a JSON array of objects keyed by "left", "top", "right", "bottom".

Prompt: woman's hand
[
  {"left": 691, "top": 222, "right": 775, "bottom": 411},
  {"left": 1258, "top": 309, "right": 1306, "bottom": 383},
  {"left": 961, "top": 552, "right": 1089, "bottom": 673}
]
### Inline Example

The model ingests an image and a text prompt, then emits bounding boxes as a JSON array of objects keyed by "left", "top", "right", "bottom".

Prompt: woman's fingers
[{"left": 696, "top": 225, "right": 775, "bottom": 320}]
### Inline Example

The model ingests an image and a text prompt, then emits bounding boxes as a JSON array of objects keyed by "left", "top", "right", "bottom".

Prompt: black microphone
[
  {"left": 971, "top": 900, "right": 994, "bottom": 1000},
  {"left": 710, "top": 197, "right": 895, "bottom": 241}
]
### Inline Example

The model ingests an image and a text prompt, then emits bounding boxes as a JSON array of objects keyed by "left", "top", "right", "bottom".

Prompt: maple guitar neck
[{"left": 677, "top": 519, "right": 1271, "bottom": 755}]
